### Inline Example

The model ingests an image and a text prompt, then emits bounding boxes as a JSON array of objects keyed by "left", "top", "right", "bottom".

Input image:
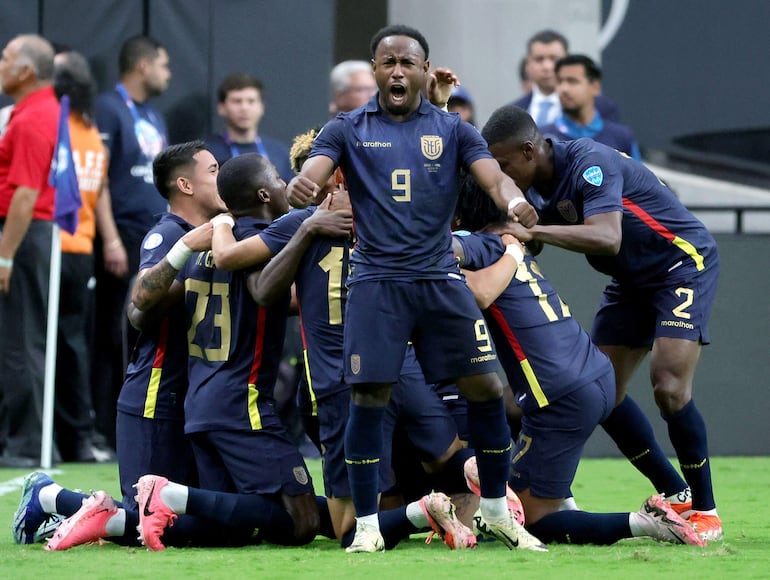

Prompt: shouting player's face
[{"left": 372, "top": 35, "right": 429, "bottom": 118}]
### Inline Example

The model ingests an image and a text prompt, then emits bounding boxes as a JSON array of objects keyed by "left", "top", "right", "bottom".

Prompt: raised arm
[
  {"left": 286, "top": 155, "right": 335, "bottom": 208},
  {"left": 496, "top": 211, "right": 622, "bottom": 255},
  {"left": 459, "top": 234, "right": 524, "bottom": 309},
  {"left": 254, "top": 194, "right": 352, "bottom": 306},
  {"left": 469, "top": 158, "right": 538, "bottom": 228},
  {"left": 132, "top": 222, "right": 212, "bottom": 312},
  {"left": 211, "top": 214, "right": 274, "bottom": 271}
]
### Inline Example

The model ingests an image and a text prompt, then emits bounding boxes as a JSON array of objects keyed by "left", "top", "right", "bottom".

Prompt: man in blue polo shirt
[
  {"left": 286, "top": 24, "right": 545, "bottom": 553},
  {"left": 541, "top": 55, "right": 641, "bottom": 160}
]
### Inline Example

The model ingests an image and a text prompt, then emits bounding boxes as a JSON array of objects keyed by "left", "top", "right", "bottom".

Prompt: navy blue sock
[
  {"left": 55, "top": 489, "right": 90, "bottom": 516},
  {"left": 527, "top": 510, "right": 631, "bottom": 545},
  {"left": 664, "top": 399, "right": 715, "bottom": 511},
  {"left": 430, "top": 446, "right": 475, "bottom": 494},
  {"left": 467, "top": 398, "right": 511, "bottom": 498},
  {"left": 315, "top": 496, "right": 336, "bottom": 540},
  {"left": 601, "top": 396, "right": 687, "bottom": 496},
  {"left": 345, "top": 402, "right": 386, "bottom": 517},
  {"left": 339, "top": 506, "right": 417, "bottom": 550}
]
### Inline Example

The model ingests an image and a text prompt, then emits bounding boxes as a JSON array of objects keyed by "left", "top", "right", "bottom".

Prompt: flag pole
[{"left": 40, "top": 222, "right": 61, "bottom": 469}]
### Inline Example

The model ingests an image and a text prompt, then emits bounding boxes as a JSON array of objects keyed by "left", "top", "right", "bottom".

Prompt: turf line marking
[{"left": 0, "top": 469, "right": 63, "bottom": 497}]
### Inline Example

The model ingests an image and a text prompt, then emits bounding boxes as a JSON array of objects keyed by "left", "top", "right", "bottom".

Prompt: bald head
[{"left": 12, "top": 34, "right": 55, "bottom": 81}]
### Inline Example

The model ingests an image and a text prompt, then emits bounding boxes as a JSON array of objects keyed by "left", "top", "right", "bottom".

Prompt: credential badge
[
  {"left": 350, "top": 354, "right": 361, "bottom": 375},
  {"left": 421, "top": 135, "right": 443, "bottom": 160},
  {"left": 582, "top": 165, "right": 603, "bottom": 186}
]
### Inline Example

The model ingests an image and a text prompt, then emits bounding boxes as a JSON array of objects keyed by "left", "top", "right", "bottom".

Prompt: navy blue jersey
[
  {"left": 95, "top": 89, "right": 168, "bottom": 238},
  {"left": 261, "top": 207, "right": 350, "bottom": 402},
  {"left": 182, "top": 218, "right": 290, "bottom": 433},
  {"left": 118, "top": 213, "right": 192, "bottom": 421},
  {"left": 310, "top": 94, "right": 492, "bottom": 282},
  {"left": 529, "top": 139, "right": 717, "bottom": 286},
  {"left": 455, "top": 231, "right": 612, "bottom": 413}
]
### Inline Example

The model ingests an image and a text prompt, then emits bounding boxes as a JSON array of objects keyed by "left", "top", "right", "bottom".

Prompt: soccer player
[
  {"left": 118, "top": 141, "right": 223, "bottom": 510},
  {"left": 285, "top": 24, "right": 544, "bottom": 553},
  {"left": 216, "top": 129, "right": 479, "bottom": 550},
  {"left": 481, "top": 105, "right": 722, "bottom": 543},
  {"left": 451, "top": 177, "right": 703, "bottom": 546}
]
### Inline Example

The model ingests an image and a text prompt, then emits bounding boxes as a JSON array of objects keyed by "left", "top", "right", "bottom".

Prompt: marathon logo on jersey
[
  {"left": 350, "top": 354, "right": 361, "bottom": 375},
  {"left": 293, "top": 466, "right": 309, "bottom": 485},
  {"left": 557, "top": 200, "right": 579, "bottom": 223},
  {"left": 421, "top": 135, "right": 443, "bottom": 160},
  {"left": 582, "top": 165, "right": 604, "bottom": 186}
]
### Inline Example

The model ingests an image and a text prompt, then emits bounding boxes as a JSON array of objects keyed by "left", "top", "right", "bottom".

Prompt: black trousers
[
  {"left": 55, "top": 251, "right": 96, "bottom": 460},
  {"left": 0, "top": 219, "right": 52, "bottom": 459}
]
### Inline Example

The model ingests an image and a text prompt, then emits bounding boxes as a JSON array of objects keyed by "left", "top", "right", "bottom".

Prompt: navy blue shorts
[
  {"left": 509, "top": 370, "right": 614, "bottom": 499},
  {"left": 432, "top": 381, "right": 469, "bottom": 442},
  {"left": 316, "top": 388, "right": 351, "bottom": 498},
  {"left": 344, "top": 279, "right": 500, "bottom": 384},
  {"left": 385, "top": 347, "right": 459, "bottom": 463},
  {"left": 188, "top": 428, "right": 314, "bottom": 497},
  {"left": 592, "top": 262, "right": 719, "bottom": 348},
  {"left": 116, "top": 411, "right": 197, "bottom": 510}
]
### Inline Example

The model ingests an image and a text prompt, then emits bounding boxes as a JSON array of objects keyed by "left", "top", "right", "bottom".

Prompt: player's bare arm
[
  {"left": 469, "top": 158, "right": 538, "bottom": 228},
  {"left": 128, "top": 279, "right": 184, "bottom": 331},
  {"left": 211, "top": 218, "right": 274, "bottom": 271},
  {"left": 132, "top": 222, "right": 213, "bottom": 312},
  {"left": 526, "top": 210, "right": 622, "bottom": 255},
  {"left": 287, "top": 155, "right": 335, "bottom": 208},
  {"left": 255, "top": 194, "right": 352, "bottom": 306},
  {"left": 460, "top": 234, "right": 523, "bottom": 309}
]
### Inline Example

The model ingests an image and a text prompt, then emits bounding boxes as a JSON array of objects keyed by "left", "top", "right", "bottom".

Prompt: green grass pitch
[{"left": 2, "top": 457, "right": 768, "bottom": 579}]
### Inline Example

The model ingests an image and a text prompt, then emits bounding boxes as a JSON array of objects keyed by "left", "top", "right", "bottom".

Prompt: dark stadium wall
[
  {"left": 601, "top": 0, "right": 770, "bottom": 151},
  {"left": 0, "top": 0, "right": 342, "bottom": 145}
]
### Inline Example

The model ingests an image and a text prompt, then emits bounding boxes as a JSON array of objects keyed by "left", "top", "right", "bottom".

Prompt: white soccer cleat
[
  {"left": 473, "top": 509, "right": 547, "bottom": 552},
  {"left": 345, "top": 520, "right": 385, "bottom": 553}
]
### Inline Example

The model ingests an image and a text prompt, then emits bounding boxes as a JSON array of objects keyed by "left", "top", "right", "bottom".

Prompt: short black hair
[
  {"left": 119, "top": 35, "right": 164, "bottom": 75},
  {"left": 217, "top": 153, "right": 272, "bottom": 214},
  {"left": 456, "top": 172, "right": 506, "bottom": 232},
  {"left": 526, "top": 29, "right": 569, "bottom": 53},
  {"left": 54, "top": 51, "right": 96, "bottom": 121},
  {"left": 555, "top": 54, "right": 602, "bottom": 82},
  {"left": 152, "top": 140, "right": 207, "bottom": 199},
  {"left": 481, "top": 104, "right": 540, "bottom": 148},
  {"left": 217, "top": 72, "right": 264, "bottom": 103},
  {"left": 370, "top": 24, "right": 429, "bottom": 60}
]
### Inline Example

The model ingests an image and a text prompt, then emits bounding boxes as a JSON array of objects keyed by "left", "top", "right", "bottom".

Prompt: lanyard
[
  {"left": 115, "top": 83, "right": 161, "bottom": 128},
  {"left": 222, "top": 132, "right": 268, "bottom": 160}
]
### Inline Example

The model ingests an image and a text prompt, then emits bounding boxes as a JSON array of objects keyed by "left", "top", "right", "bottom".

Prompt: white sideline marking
[{"left": 0, "top": 469, "right": 62, "bottom": 497}]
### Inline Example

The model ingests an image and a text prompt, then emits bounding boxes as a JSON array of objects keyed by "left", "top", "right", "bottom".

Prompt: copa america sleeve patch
[
  {"left": 582, "top": 166, "right": 604, "bottom": 186},
  {"left": 143, "top": 232, "right": 164, "bottom": 250}
]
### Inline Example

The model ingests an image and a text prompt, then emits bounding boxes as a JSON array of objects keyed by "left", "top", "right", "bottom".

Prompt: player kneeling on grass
[{"left": 451, "top": 176, "right": 704, "bottom": 547}]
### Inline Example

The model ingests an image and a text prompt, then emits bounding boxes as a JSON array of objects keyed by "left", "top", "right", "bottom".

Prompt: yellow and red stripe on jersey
[
  {"left": 143, "top": 317, "right": 169, "bottom": 419},
  {"left": 622, "top": 198, "right": 705, "bottom": 271},
  {"left": 488, "top": 304, "right": 549, "bottom": 408},
  {"left": 297, "top": 299, "right": 318, "bottom": 416},
  {"left": 246, "top": 307, "right": 266, "bottom": 430}
]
